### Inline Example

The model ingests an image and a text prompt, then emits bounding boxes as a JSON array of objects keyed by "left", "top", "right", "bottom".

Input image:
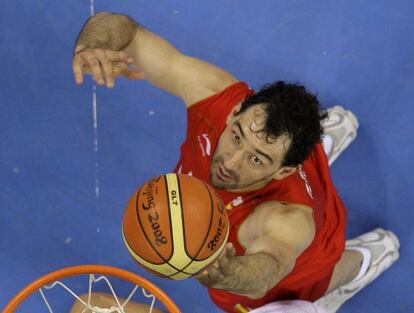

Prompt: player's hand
[
  {"left": 72, "top": 46, "right": 145, "bottom": 88},
  {"left": 194, "top": 242, "right": 237, "bottom": 289}
]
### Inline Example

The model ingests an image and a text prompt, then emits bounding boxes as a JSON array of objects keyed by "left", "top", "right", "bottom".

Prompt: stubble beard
[{"left": 209, "top": 154, "right": 242, "bottom": 190}]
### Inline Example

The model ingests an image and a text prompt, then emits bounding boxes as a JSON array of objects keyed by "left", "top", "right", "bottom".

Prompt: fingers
[
  {"left": 195, "top": 265, "right": 225, "bottom": 288},
  {"left": 71, "top": 49, "right": 140, "bottom": 87},
  {"left": 95, "top": 50, "right": 114, "bottom": 88},
  {"left": 206, "top": 263, "right": 225, "bottom": 282},
  {"left": 81, "top": 53, "right": 105, "bottom": 85},
  {"left": 72, "top": 55, "right": 86, "bottom": 85},
  {"left": 193, "top": 270, "right": 209, "bottom": 285},
  {"left": 225, "top": 242, "right": 236, "bottom": 257},
  {"left": 196, "top": 246, "right": 237, "bottom": 285},
  {"left": 216, "top": 244, "right": 236, "bottom": 275},
  {"left": 216, "top": 254, "right": 231, "bottom": 275}
]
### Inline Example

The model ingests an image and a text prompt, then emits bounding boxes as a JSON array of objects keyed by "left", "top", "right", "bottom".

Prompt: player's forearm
[
  {"left": 75, "top": 12, "right": 139, "bottom": 53},
  {"left": 216, "top": 252, "right": 286, "bottom": 299},
  {"left": 122, "top": 28, "right": 184, "bottom": 95}
]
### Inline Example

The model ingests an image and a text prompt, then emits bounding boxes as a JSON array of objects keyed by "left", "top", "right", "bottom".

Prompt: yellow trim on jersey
[{"left": 234, "top": 303, "right": 250, "bottom": 312}]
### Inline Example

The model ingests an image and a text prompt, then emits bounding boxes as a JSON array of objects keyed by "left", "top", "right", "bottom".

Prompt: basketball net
[{"left": 3, "top": 265, "right": 180, "bottom": 313}]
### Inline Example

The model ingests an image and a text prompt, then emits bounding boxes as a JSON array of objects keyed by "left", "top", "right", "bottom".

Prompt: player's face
[{"left": 210, "top": 105, "right": 294, "bottom": 192}]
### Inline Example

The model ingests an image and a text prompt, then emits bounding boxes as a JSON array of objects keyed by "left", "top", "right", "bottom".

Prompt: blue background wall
[{"left": 1, "top": 1, "right": 413, "bottom": 312}]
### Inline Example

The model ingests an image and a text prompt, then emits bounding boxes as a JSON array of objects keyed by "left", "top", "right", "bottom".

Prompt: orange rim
[{"left": 3, "top": 265, "right": 181, "bottom": 313}]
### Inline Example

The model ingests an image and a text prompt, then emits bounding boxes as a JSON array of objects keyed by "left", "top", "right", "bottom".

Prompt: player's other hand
[
  {"left": 72, "top": 46, "right": 145, "bottom": 88},
  {"left": 195, "top": 242, "right": 237, "bottom": 289}
]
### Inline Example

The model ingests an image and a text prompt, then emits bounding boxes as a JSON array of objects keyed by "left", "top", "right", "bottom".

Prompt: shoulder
[
  {"left": 186, "top": 81, "right": 252, "bottom": 110},
  {"left": 249, "top": 201, "right": 313, "bottom": 222},
  {"left": 245, "top": 201, "right": 316, "bottom": 255},
  {"left": 185, "top": 82, "right": 252, "bottom": 134},
  {"left": 259, "top": 201, "right": 314, "bottom": 233}
]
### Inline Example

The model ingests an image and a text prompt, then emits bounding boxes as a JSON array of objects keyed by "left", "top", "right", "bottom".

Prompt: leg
[
  {"left": 321, "top": 106, "right": 359, "bottom": 165},
  {"left": 70, "top": 292, "right": 166, "bottom": 313},
  {"left": 315, "top": 228, "right": 399, "bottom": 313},
  {"left": 325, "top": 250, "right": 363, "bottom": 294}
]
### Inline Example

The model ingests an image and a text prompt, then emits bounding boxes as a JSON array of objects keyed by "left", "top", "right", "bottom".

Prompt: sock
[
  {"left": 346, "top": 246, "right": 371, "bottom": 282},
  {"left": 322, "top": 134, "right": 333, "bottom": 156}
]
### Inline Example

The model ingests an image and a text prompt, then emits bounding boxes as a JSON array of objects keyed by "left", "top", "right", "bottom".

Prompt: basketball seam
[
  {"left": 193, "top": 182, "right": 216, "bottom": 262},
  {"left": 180, "top": 179, "right": 215, "bottom": 274},
  {"left": 164, "top": 174, "right": 175, "bottom": 263},
  {"left": 134, "top": 178, "right": 181, "bottom": 274},
  {"left": 123, "top": 186, "right": 163, "bottom": 265},
  {"left": 164, "top": 174, "right": 196, "bottom": 278},
  {"left": 165, "top": 176, "right": 216, "bottom": 277},
  {"left": 163, "top": 174, "right": 191, "bottom": 277}
]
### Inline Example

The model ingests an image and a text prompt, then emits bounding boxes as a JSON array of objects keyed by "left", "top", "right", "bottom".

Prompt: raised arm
[{"left": 73, "top": 12, "right": 238, "bottom": 107}]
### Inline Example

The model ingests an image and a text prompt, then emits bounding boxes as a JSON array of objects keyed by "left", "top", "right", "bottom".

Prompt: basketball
[{"left": 122, "top": 173, "right": 229, "bottom": 280}]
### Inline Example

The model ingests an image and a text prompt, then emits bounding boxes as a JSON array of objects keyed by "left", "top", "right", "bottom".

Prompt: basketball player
[{"left": 71, "top": 12, "right": 399, "bottom": 313}]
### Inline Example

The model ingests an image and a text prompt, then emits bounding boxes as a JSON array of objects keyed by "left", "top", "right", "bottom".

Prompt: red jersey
[{"left": 174, "top": 82, "right": 346, "bottom": 312}]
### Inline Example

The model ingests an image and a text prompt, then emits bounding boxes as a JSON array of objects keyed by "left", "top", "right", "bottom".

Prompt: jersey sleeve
[{"left": 187, "top": 82, "right": 252, "bottom": 131}]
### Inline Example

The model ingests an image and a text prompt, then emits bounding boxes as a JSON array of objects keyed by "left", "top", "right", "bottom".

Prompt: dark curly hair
[{"left": 237, "top": 81, "right": 327, "bottom": 167}]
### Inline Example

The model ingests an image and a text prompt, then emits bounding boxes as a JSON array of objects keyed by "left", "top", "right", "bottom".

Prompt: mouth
[{"left": 216, "top": 164, "right": 233, "bottom": 181}]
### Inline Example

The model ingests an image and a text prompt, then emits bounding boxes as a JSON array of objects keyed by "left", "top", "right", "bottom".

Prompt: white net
[
  {"left": 5, "top": 266, "right": 179, "bottom": 313},
  {"left": 36, "top": 273, "right": 156, "bottom": 313},
  {"left": 9, "top": 271, "right": 168, "bottom": 313}
]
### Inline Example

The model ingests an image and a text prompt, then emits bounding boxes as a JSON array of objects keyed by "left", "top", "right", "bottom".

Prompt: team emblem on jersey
[
  {"left": 297, "top": 165, "right": 314, "bottom": 199},
  {"left": 225, "top": 196, "right": 244, "bottom": 211},
  {"left": 197, "top": 133, "right": 211, "bottom": 157}
]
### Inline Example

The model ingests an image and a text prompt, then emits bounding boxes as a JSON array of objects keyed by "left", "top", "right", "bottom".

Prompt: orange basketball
[{"left": 122, "top": 173, "right": 229, "bottom": 280}]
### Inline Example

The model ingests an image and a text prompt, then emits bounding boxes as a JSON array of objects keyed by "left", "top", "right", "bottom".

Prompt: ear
[
  {"left": 272, "top": 166, "right": 297, "bottom": 180},
  {"left": 226, "top": 102, "right": 242, "bottom": 125}
]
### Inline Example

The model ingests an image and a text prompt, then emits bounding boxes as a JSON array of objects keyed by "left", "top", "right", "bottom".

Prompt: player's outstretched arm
[
  {"left": 72, "top": 12, "right": 238, "bottom": 107},
  {"left": 195, "top": 201, "right": 315, "bottom": 299}
]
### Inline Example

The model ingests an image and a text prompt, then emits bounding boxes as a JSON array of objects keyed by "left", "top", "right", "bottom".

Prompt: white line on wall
[
  {"left": 92, "top": 85, "right": 98, "bottom": 152},
  {"left": 90, "top": 0, "right": 94, "bottom": 17},
  {"left": 92, "top": 58, "right": 100, "bottom": 202},
  {"left": 90, "top": 2, "right": 100, "bottom": 203}
]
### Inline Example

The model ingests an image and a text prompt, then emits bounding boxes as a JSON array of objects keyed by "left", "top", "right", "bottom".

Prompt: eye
[
  {"left": 251, "top": 156, "right": 263, "bottom": 166},
  {"left": 232, "top": 131, "right": 241, "bottom": 143}
]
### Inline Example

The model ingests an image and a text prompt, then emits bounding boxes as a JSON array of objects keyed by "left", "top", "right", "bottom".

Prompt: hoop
[{"left": 3, "top": 264, "right": 181, "bottom": 313}]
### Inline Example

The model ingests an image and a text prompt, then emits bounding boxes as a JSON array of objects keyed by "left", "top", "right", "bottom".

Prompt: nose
[{"left": 223, "top": 151, "right": 242, "bottom": 170}]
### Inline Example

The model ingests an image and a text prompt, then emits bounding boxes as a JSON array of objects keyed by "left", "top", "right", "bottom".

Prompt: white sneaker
[
  {"left": 321, "top": 106, "right": 359, "bottom": 165},
  {"left": 314, "top": 228, "right": 400, "bottom": 313}
]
